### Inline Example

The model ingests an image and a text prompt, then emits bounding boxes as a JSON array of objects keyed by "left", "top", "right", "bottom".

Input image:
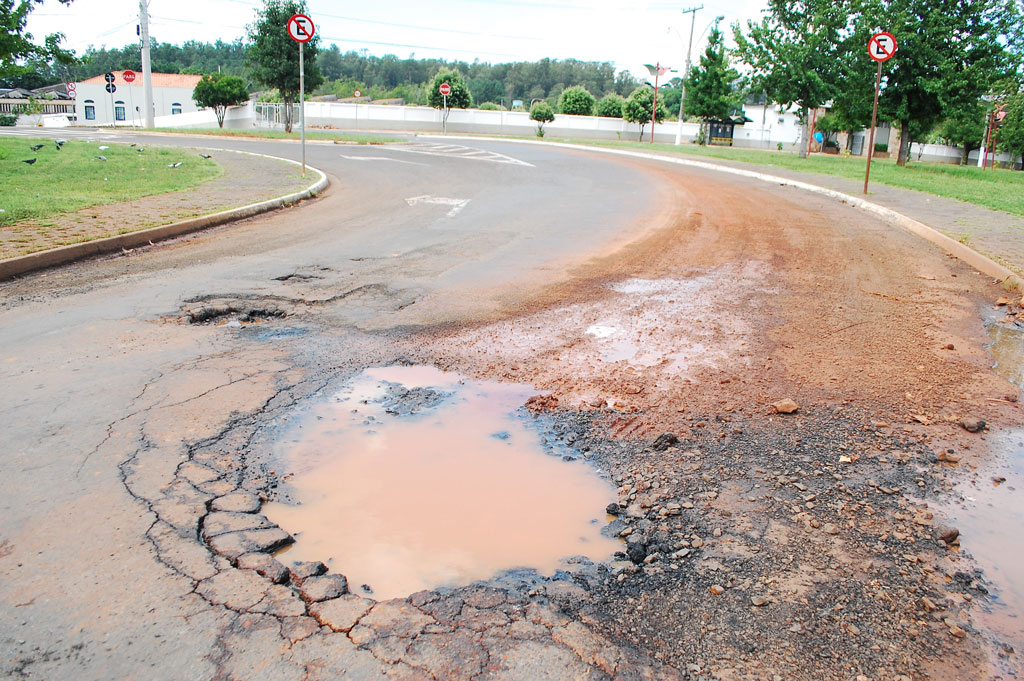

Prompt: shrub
[
  {"left": 597, "top": 94, "right": 625, "bottom": 118},
  {"left": 478, "top": 102, "right": 501, "bottom": 111},
  {"left": 0, "top": 113, "right": 17, "bottom": 126},
  {"left": 530, "top": 101, "right": 555, "bottom": 136},
  {"left": 559, "top": 85, "right": 595, "bottom": 116}
]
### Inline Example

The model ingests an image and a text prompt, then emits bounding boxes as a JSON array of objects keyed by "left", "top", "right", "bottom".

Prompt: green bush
[
  {"left": 478, "top": 102, "right": 501, "bottom": 111},
  {"left": 559, "top": 85, "right": 595, "bottom": 116},
  {"left": 874, "top": 143, "right": 888, "bottom": 153},
  {"left": 0, "top": 113, "right": 17, "bottom": 126},
  {"left": 530, "top": 101, "right": 555, "bottom": 136},
  {"left": 597, "top": 94, "right": 625, "bottom": 118}
]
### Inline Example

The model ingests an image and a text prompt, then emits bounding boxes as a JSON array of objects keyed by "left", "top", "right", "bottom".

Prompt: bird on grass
[
  {"left": 168, "top": 161, "right": 183, "bottom": 168},
  {"left": 136, "top": 147, "right": 145, "bottom": 152},
  {"left": 199, "top": 153, "right": 212, "bottom": 159},
  {"left": 130, "top": 143, "right": 137, "bottom": 147},
  {"left": 55, "top": 140, "right": 66, "bottom": 151},
  {"left": 30, "top": 144, "right": 44, "bottom": 151},
  {"left": 96, "top": 156, "right": 107, "bottom": 161},
  {"left": 98, "top": 145, "right": 109, "bottom": 150},
  {"left": 22, "top": 158, "right": 37, "bottom": 165}
]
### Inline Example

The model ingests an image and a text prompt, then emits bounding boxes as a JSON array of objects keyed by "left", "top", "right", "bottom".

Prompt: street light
[{"left": 674, "top": 12, "right": 724, "bottom": 145}]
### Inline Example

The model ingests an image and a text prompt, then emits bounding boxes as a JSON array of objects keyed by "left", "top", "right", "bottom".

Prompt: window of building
[
  {"left": 171, "top": 102, "right": 182, "bottom": 115},
  {"left": 115, "top": 101, "right": 126, "bottom": 121},
  {"left": 84, "top": 100, "right": 95, "bottom": 120}
]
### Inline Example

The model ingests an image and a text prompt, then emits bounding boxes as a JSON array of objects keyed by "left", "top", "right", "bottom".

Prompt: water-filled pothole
[
  {"left": 987, "top": 321, "right": 1024, "bottom": 390},
  {"left": 264, "top": 366, "right": 621, "bottom": 600}
]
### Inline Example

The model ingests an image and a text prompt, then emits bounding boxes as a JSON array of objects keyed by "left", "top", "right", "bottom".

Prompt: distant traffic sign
[
  {"left": 104, "top": 72, "right": 115, "bottom": 84},
  {"left": 66, "top": 82, "right": 76, "bottom": 94},
  {"left": 868, "top": 32, "right": 897, "bottom": 62},
  {"left": 287, "top": 14, "right": 315, "bottom": 43},
  {"left": 354, "top": 90, "right": 361, "bottom": 97},
  {"left": 439, "top": 82, "right": 452, "bottom": 96},
  {"left": 123, "top": 70, "right": 136, "bottom": 83},
  {"left": 105, "top": 83, "right": 117, "bottom": 94}
]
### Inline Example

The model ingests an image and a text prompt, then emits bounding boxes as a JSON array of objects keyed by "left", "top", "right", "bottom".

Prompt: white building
[{"left": 73, "top": 71, "right": 202, "bottom": 126}]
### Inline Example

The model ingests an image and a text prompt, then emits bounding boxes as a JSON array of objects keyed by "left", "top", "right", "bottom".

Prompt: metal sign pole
[
  {"left": 300, "top": 41, "right": 306, "bottom": 178},
  {"left": 864, "top": 61, "right": 882, "bottom": 194},
  {"left": 443, "top": 93, "right": 447, "bottom": 134}
]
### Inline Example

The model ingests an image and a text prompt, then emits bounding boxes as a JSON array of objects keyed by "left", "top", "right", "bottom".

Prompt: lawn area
[
  {"left": 0, "top": 137, "right": 220, "bottom": 227},
  {"left": 560, "top": 138, "right": 1024, "bottom": 217},
  {"left": 156, "top": 127, "right": 404, "bottom": 144}
]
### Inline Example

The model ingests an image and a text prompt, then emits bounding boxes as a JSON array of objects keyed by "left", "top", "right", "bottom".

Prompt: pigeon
[
  {"left": 96, "top": 156, "right": 107, "bottom": 161},
  {"left": 98, "top": 145, "right": 109, "bottom": 150},
  {"left": 30, "top": 144, "right": 44, "bottom": 151},
  {"left": 55, "top": 139, "right": 66, "bottom": 146},
  {"left": 199, "top": 153, "right": 212, "bottom": 159},
  {"left": 136, "top": 147, "right": 145, "bottom": 152},
  {"left": 129, "top": 143, "right": 137, "bottom": 147},
  {"left": 168, "top": 161, "right": 183, "bottom": 168},
  {"left": 22, "top": 158, "right": 37, "bottom": 165}
]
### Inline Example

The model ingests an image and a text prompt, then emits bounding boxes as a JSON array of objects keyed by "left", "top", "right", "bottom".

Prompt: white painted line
[
  {"left": 405, "top": 194, "right": 471, "bottom": 217},
  {"left": 390, "top": 142, "right": 534, "bottom": 167},
  {"left": 340, "top": 154, "right": 427, "bottom": 166}
]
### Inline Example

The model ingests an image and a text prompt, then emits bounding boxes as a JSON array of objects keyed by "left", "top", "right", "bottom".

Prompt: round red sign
[
  {"left": 122, "top": 70, "right": 136, "bottom": 83},
  {"left": 354, "top": 90, "right": 361, "bottom": 97},
  {"left": 868, "top": 32, "right": 897, "bottom": 62},
  {"left": 439, "top": 82, "right": 452, "bottom": 96},
  {"left": 287, "top": 14, "right": 315, "bottom": 43}
]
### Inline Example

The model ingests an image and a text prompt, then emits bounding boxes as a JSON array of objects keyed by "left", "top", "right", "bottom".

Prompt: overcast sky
[{"left": 27, "top": 0, "right": 768, "bottom": 81}]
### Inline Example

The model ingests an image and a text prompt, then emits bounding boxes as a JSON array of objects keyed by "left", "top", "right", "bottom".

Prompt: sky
[{"left": 26, "top": 0, "right": 768, "bottom": 81}]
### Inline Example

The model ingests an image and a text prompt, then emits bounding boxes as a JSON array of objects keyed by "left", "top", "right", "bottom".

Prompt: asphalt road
[{"left": 1, "top": 130, "right": 1019, "bottom": 681}]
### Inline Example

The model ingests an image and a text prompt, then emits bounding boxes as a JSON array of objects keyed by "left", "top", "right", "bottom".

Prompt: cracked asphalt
[{"left": 1, "top": 134, "right": 1022, "bottom": 680}]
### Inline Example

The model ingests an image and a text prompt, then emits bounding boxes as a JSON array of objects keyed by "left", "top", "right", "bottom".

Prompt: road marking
[
  {"left": 405, "top": 195, "right": 471, "bottom": 217},
  {"left": 339, "top": 154, "right": 427, "bottom": 166},
  {"left": 389, "top": 142, "right": 533, "bottom": 167}
]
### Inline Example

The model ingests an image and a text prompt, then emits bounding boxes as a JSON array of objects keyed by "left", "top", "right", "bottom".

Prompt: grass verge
[
  {"left": 155, "top": 127, "right": 404, "bottom": 144},
  {"left": 555, "top": 138, "right": 1024, "bottom": 217},
  {"left": 0, "top": 137, "right": 220, "bottom": 226}
]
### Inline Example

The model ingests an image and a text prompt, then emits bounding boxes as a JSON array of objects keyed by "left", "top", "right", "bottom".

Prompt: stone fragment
[
  {"left": 709, "top": 585, "right": 725, "bottom": 595},
  {"left": 290, "top": 560, "right": 328, "bottom": 583},
  {"left": 822, "top": 523, "right": 840, "bottom": 535},
  {"left": 937, "top": 526, "right": 960, "bottom": 544},
  {"left": 772, "top": 398, "right": 799, "bottom": 414},
  {"left": 309, "top": 594, "right": 374, "bottom": 633},
  {"left": 201, "top": 512, "right": 274, "bottom": 539},
  {"left": 236, "top": 552, "right": 290, "bottom": 584},
  {"left": 750, "top": 595, "right": 769, "bottom": 607},
  {"left": 206, "top": 527, "right": 294, "bottom": 560},
  {"left": 652, "top": 433, "right": 679, "bottom": 451},
  {"left": 960, "top": 417, "right": 986, "bottom": 433},
  {"left": 606, "top": 502, "right": 621, "bottom": 516},
  {"left": 211, "top": 491, "right": 261, "bottom": 513},
  {"left": 299, "top": 574, "right": 349, "bottom": 603}
]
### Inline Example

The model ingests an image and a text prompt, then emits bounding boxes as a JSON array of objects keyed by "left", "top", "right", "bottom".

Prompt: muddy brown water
[
  {"left": 264, "top": 366, "right": 621, "bottom": 600},
  {"left": 947, "top": 323, "right": 1024, "bottom": 658}
]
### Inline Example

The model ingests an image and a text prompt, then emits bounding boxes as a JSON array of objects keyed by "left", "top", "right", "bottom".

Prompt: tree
[
  {"left": 940, "top": 99, "right": 988, "bottom": 164},
  {"left": 622, "top": 86, "right": 667, "bottom": 141},
  {"left": 246, "top": 0, "right": 323, "bottom": 133},
  {"left": 999, "top": 91, "right": 1024, "bottom": 169},
  {"left": 685, "top": 27, "right": 744, "bottom": 143},
  {"left": 530, "top": 101, "right": 554, "bottom": 136},
  {"left": 733, "top": 0, "right": 849, "bottom": 157},
  {"left": 596, "top": 93, "right": 625, "bottom": 118},
  {"left": 1, "top": 0, "right": 76, "bottom": 81},
  {"left": 859, "top": 0, "right": 1015, "bottom": 165},
  {"left": 428, "top": 67, "right": 471, "bottom": 109},
  {"left": 193, "top": 73, "right": 250, "bottom": 127},
  {"left": 558, "top": 85, "right": 595, "bottom": 115}
]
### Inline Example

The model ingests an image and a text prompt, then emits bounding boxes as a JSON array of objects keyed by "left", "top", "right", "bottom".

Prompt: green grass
[
  {"left": 550, "top": 138, "right": 1024, "bottom": 217},
  {"left": 155, "top": 127, "right": 404, "bottom": 144},
  {"left": 0, "top": 137, "right": 221, "bottom": 226}
]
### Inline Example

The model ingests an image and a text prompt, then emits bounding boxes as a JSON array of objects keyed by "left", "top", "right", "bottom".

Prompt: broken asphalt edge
[
  {"left": 0, "top": 148, "right": 329, "bottom": 282},
  {"left": 424, "top": 134, "right": 1022, "bottom": 291}
]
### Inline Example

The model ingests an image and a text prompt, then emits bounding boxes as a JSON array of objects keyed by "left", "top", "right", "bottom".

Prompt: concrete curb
[
  {"left": 423, "top": 135, "right": 1022, "bottom": 289},
  {"left": 0, "top": 148, "right": 328, "bottom": 281}
]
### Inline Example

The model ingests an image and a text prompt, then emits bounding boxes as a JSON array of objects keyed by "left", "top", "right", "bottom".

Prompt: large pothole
[{"left": 263, "top": 365, "right": 621, "bottom": 600}]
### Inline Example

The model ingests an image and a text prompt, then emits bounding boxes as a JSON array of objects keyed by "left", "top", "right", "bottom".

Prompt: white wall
[{"left": 73, "top": 82, "right": 199, "bottom": 126}]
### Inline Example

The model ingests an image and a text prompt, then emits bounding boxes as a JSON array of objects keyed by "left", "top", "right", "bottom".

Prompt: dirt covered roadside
[{"left": 408, "top": 164, "right": 1024, "bottom": 680}]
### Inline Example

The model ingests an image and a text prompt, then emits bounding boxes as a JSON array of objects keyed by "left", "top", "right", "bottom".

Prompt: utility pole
[
  {"left": 139, "top": 0, "right": 154, "bottom": 128},
  {"left": 675, "top": 5, "right": 702, "bottom": 145}
]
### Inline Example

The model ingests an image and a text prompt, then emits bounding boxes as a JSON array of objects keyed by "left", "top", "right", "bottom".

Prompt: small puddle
[
  {"left": 987, "top": 322, "right": 1024, "bottom": 389},
  {"left": 947, "top": 430, "right": 1024, "bottom": 656},
  {"left": 264, "top": 366, "right": 620, "bottom": 600}
]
